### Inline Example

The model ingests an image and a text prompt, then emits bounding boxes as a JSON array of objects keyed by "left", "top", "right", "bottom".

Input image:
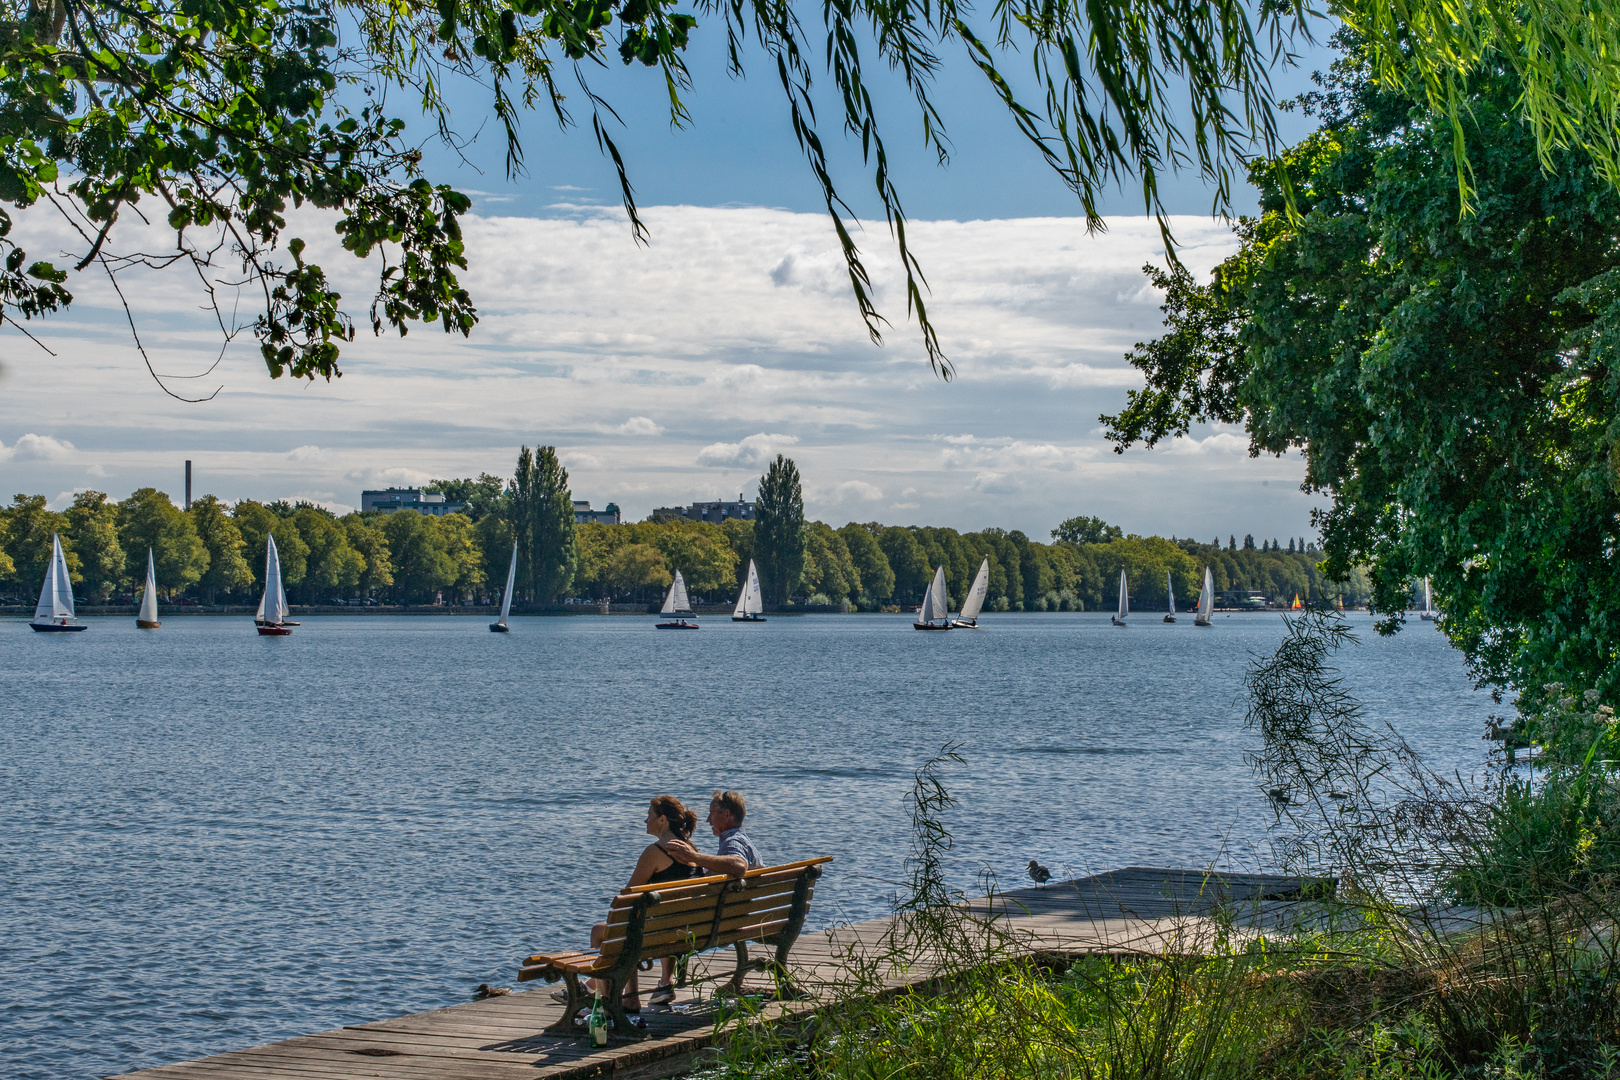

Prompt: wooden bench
[{"left": 519, "top": 856, "right": 831, "bottom": 1039}]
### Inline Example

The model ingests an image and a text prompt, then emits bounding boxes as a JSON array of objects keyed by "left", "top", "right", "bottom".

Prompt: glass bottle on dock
[{"left": 589, "top": 991, "right": 608, "bottom": 1047}]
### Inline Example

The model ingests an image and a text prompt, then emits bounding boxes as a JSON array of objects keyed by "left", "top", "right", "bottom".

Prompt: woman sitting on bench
[{"left": 568, "top": 795, "right": 700, "bottom": 1016}]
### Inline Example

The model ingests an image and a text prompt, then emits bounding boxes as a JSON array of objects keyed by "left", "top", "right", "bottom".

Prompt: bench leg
[
  {"left": 600, "top": 972, "right": 649, "bottom": 1041},
  {"left": 541, "top": 972, "right": 590, "bottom": 1036},
  {"left": 725, "top": 941, "right": 752, "bottom": 996}
]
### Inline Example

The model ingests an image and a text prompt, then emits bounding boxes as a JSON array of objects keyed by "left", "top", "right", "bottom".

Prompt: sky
[{"left": 0, "top": 18, "right": 1341, "bottom": 543}]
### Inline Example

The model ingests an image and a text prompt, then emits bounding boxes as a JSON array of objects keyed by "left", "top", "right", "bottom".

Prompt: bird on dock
[
  {"left": 1027, "top": 860, "right": 1052, "bottom": 885},
  {"left": 474, "top": 983, "right": 510, "bottom": 999}
]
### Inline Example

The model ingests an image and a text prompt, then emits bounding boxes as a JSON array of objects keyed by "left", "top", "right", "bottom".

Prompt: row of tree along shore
[{"left": 0, "top": 450, "right": 1368, "bottom": 611}]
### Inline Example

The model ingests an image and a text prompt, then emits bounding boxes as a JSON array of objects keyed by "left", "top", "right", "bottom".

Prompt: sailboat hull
[
  {"left": 947, "top": 619, "right": 981, "bottom": 630},
  {"left": 1110, "top": 617, "right": 1127, "bottom": 626},
  {"left": 656, "top": 620, "right": 700, "bottom": 629},
  {"left": 256, "top": 624, "right": 292, "bottom": 636},
  {"left": 1163, "top": 615, "right": 1176, "bottom": 623},
  {"left": 1194, "top": 617, "right": 1212, "bottom": 626},
  {"left": 731, "top": 614, "right": 767, "bottom": 622},
  {"left": 31, "top": 621, "right": 87, "bottom": 632},
  {"left": 913, "top": 622, "right": 950, "bottom": 631},
  {"left": 136, "top": 620, "right": 161, "bottom": 629},
  {"left": 1420, "top": 613, "right": 1438, "bottom": 621},
  {"left": 489, "top": 623, "right": 510, "bottom": 632}
]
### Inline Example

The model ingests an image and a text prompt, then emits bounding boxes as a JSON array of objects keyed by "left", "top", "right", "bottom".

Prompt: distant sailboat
[
  {"left": 491, "top": 541, "right": 517, "bottom": 632},
  {"left": 1195, "top": 566, "right": 1214, "bottom": 627},
  {"left": 30, "top": 533, "right": 86, "bottom": 632},
  {"left": 136, "top": 548, "right": 161, "bottom": 628},
  {"left": 914, "top": 565, "right": 950, "bottom": 630},
  {"left": 1164, "top": 570, "right": 1177, "bottom": 623},
  {"left": 1111, "top": 568, "right": 1128, "bottom": 626},
  {"left": 1420, "top": 577, "right": 1438, "bottom": 621},
  {"left": 1291, "top": 593, "right": 1302, "bottom": 610},
  {"left": 656, "top": 570, "right": 699, "bottom": 629},
  {"left": 951, "top": 557, "right": 990, "bottom": 629},
  {"left": 732, "top": 559, "right": 766, "bottom": 622},
  {"left": 256, "top": 534, "right": 293, "bottom": 635}
]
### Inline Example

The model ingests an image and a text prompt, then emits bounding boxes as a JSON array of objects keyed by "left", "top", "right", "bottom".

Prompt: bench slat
[
  {"left": 634, "top": 916, "right": 791, "bottom": 954},
  {"left": 618, "top": 856, "right": 832, "bottom": 895}
]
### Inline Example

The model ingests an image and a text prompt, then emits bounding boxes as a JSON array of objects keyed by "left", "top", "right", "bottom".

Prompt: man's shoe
[
  {"left": 549, "top": 989, "right": 570, "bottom": 1005},
  {"left": 648, "top": 984, "right": 676, "bottom": 1006}
]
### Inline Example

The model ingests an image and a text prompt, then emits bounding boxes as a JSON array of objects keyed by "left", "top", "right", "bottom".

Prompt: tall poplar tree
[
  {"left": 507, "top": 445, "right": 577, "bottom": 603},
  {"left": 754, "top": 455, "right": 806, "bottom": 605}
]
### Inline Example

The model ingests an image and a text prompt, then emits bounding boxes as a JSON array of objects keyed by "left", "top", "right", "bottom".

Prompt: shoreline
[{"left": 0, "top": 605, "right": 1364, "bottom": 618}]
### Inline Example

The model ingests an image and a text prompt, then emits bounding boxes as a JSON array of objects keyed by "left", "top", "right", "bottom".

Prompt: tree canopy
[{"left": 1104, "top": 35, "right": 1620, "bottom": 700}]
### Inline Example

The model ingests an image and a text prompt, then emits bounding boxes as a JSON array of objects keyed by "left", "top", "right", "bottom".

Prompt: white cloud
[
  {"left": 1166, "top": 432, "right": 1250, "bottom": 456},
  {"left": 0, "top": 205, "right": 1328, "bottom": 538},
  {"left": 695, "top": 432, "right": 799, "bottom": 469},
  {"left": 829, "top": 480, "right": 884, "bottom": 503},
  {"left": 0, "top": 433, "right": 75, "bottom": 462},
  {"left": 613, "top": 417, "right": 664, "bottom": 436},
  {"left": 86, "top": 464, "right": 110, "bottom": 478}
]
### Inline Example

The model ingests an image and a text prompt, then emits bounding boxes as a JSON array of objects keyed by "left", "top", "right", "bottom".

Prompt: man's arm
[{"left": 662, "top": 838, "right": 747, "bottom": 877}]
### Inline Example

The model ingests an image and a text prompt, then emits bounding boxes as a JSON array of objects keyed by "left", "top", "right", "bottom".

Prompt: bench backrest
[{"left": 597, "top": 857, "right": 830, "bottom": 963}]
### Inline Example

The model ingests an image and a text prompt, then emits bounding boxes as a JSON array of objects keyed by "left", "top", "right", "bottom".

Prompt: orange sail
[{"left": 1291, "top": 593, "right": 1301, "bottom": 609}]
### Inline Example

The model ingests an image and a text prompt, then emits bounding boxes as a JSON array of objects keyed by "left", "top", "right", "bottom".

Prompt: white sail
[
  {"left": 138, "top": 548, "right": 159, "bottom": 624},
  {"left": 958, "top": 558, "right": 990, "bottom": 622},
  {"left": 53, "top": 534, "right": 75, "bottom": 618},
  {"left": 1423, "top": 577, "right": 1432, "bottom": 616},
  {"left": 918, "top": 565, "right": 948, "bottom": 623},
  {"left": 1166, "top": 570, "right": 1175, "bottom": 614},
  {"left": 734, "top": 559, "right": 764, "bottom": 617},
  {"left": 1116, "top": 569, "right": 1129, "bottom": 620},
  {"left": 498, "top": 541, "right": 517, "bottom": 625},
  {"left": 259, "top": 534, "right": 288, "bottom": 624},
  {"left": 662, "top": 570, "right": 692, "bottom": 615},
  {"left": 34, "top": 533, "right": 68, "bottom": 622},
  {"left": 1198, "top": 566, "right": 1214, "bottom": 621}
]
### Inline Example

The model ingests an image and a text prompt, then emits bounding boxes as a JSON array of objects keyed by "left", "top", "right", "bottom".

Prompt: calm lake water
[{"left": 1, "top": 611, "right": 1492, "bottom": 1079}]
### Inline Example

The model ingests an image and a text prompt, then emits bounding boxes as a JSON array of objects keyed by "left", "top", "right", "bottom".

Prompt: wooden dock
[{"left": 108, "top": 867, "right": 1318, "bottom": 1080}]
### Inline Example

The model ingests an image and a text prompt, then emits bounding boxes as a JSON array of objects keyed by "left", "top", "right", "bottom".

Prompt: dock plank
[{"left": 106, "top": 867, "right": 1307, "bottom": 1080}]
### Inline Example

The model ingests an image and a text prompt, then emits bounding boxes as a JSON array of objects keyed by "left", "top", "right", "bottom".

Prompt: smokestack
[{"left": 185, "top": 460, "right": 192, "bottom": 510}]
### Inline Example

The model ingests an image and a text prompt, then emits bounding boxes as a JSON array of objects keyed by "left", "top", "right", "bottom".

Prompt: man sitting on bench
[{"left": 653, "top": 789, "right": 760, "bottom": 1003}]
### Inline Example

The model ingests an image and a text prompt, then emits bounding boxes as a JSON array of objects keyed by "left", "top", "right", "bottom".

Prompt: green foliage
[
  {"left": 754, "top": 455, "right": 805, "bottom": 605},
  {"left": 341, "top": 512, "right": 393, "bottom": 596},
  {"left": 63, "top": 490, "right": 124, "bottom": 601},
  {"left": 188, "top": 495, "right": 254, "bottom": 602},
  {"left": 1053, "top": 515, "right": 1125, "bottom": 545},
  {"left": 839, "top": 522, "right": 894, "bottom": 603},
  {"left": 429, "top": 474, "right": 508, "bottom": 521},
  {"left": 1105, "top": 38, "right": 1619, "bottom": 697},
  {"left": 291, "top": 505, "right": 364, "bottom": 602},
  {"left": 233, "top": 500, "right": 309, "bottom": 587},
  {"left": 379, "top": 508, "right": 457, "bottom": 602},
  {"left": 508, "top": 445, "right": 576, "bottom": 603},
  {"left": 116, "top": 488, "right": 208, "bottom": 595},
  {"left": 719, "top": 518, "right": 754, "bottom": 580},
  {"left": 2, "top": 493, "right": 72, "bottom": 591},
  {"left": 877, "top": 525, "right": 930, "bottom": 603},
  {"left": 803, "top": 521, "right": 858, "bottom": 604}
]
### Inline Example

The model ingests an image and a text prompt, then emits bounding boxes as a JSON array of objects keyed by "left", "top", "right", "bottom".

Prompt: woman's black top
[{"left": 647, "top": 843, "right": 699, "bottom": 884}]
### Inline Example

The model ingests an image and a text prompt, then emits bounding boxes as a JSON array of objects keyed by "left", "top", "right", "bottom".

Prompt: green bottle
[{"left": 588, "top": 991, "right": 609, "bottom": 1047}]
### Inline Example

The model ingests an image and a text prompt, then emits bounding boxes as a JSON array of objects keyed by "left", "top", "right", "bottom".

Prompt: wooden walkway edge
[{"left": 106, "top": 867, "right": 1321, "bottom": 1080}]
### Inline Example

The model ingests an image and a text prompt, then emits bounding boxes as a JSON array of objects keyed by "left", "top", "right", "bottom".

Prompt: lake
[{"left": 0, "top": 611, "right": 1493, "bottom": 1079}]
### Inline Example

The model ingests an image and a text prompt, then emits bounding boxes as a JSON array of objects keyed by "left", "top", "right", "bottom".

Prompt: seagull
[
  {"left": 474, "top": 983, "right": 510, "bottom": 999},
  {"left": 1027, "top": 860, "right": 1052, "bottom": 885}
]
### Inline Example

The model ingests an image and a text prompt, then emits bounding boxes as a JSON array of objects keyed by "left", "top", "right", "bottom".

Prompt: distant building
[
  {"left": 650, "top": 494, "right": 755, "bottom": 524},
  {"left": 574, "top": 500, "right": 622, "bottom": 525},
  {"left": 360, "top": 488, "right": 465, "bottom": 516}
]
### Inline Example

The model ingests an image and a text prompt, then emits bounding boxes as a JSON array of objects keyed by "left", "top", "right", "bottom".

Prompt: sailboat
[
  {"left": 951, "top": 558, "right": 990, "bottom": 629},
  {"left": 732, "top": 559, "right": 766, "bottom": 622},
  {"left": 256, "top": 534, "right": 293, "bottom": 635},
  {"left": 490, "top": 541, "right": 517, "bottom": 632},
  {"left": 1291, "top": 593, "right": 1302, "bottom": 610},
  {"left": 1194, "top": 566, "right": 1214, "bottom": 626},
  {"left": 1420, "top": 577, "right": 1438, "bottom": 621},
  {"left": 136, "top": 548, "right": 161, "bottom": 628},
  {"left": 913, "top": 565, "right": 950, "bottom": 630},
  {"left": 30, "top": 533, "right": 86, "bottom": 632},
  {"left": 1110, "top": 568, "right": 1128, "bottom": 626},
  {"left": 656, "top": 570, "right": 699, "bottom": 629}
]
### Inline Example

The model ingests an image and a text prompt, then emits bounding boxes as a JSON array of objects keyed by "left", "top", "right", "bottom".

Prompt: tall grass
[{"left": 701, "top": 612, "right": 1620, "bottom": 1079}]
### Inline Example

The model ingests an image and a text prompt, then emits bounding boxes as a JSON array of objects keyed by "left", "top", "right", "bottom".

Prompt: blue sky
[{"left": 0, "top": 17, "right": 1342, "bottom": 542}]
